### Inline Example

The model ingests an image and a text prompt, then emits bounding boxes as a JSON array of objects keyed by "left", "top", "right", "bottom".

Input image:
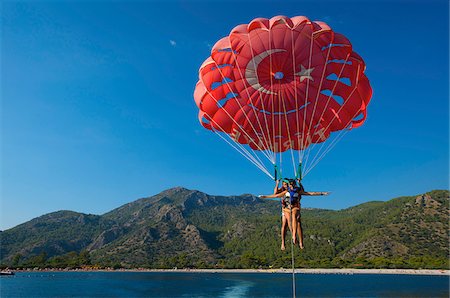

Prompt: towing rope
[{"left": 290, "top": 204, "right": 296, "bottom": 298}]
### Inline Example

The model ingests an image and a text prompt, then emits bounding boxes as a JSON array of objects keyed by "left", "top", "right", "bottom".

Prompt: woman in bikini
[
  {"left": 273, "top": 179, "right": 289, "bottom": 250},
  {"left": 260, "top": 180, "right": 329, "bottom": 249}
]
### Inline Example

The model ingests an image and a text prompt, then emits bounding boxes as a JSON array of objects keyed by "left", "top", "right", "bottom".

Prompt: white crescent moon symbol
[{"left": 245, "top": 49, "right": 286, "bottom": 95}]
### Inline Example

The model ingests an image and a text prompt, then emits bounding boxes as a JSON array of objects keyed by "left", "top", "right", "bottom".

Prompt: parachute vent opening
[
  {"left": 320, "top": 89, "right": 345, "bottom": 105},
  {"left": 326, "top": 73, "right": 352, "bottom": 86},
  {"left": 248, "top": 104, "right": 272, "bottom": 115},
  {"left": 274, "top": 71, "right": 284, "bottom": 79},
  {"left": 321, "top": 43, "right": 347, "bottom": 51},
  {"left": 211, "top": 64, "right": 233, "bottom": 71},
  {"left": 201, "top": 116, "right": 210, "bottom": 125},
  {"left": 327, "top": 59, "right": 353, "bottom": 65},
  {"left": 353, "top": 112, "right": 364, "bottom": 121},
  {"left": 218, "top": 48, "right": 238, "bottom": 54},
  {"left": 211, "top": 77, "right": 233, "bottom": 90},
  {"left": 217, "top": 92, "right": 238, "bottom": 108}
]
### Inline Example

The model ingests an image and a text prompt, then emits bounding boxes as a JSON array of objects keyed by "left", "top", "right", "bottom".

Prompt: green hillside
[{"left": 1, "top": 188, "right": 448, "bottom": 270}]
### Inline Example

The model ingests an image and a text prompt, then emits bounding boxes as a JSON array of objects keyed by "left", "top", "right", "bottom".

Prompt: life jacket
[{"left": 283, "top": 187, "right": 300, "bottom": 207}]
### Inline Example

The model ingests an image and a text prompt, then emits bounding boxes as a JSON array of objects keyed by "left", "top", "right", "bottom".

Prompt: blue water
[{"left": 1, "top": 272, "right": 448, "bottom": 297}]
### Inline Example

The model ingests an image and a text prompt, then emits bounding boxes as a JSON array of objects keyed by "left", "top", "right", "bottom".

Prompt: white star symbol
[{"left": 295, "top": 65, "right": 315, "bottom": 82}]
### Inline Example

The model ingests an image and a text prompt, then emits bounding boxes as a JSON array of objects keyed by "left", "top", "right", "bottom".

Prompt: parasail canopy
[{"left": 194, "top": 16, "right": 372, "bottom": 179}]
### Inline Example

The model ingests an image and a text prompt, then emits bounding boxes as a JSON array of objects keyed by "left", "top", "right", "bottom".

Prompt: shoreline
[{"left": 13, "top": 268, "right": 449, "bottom": 276}]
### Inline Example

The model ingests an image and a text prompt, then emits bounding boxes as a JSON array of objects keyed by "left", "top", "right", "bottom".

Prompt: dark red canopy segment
[{"left": 194, "top": 16, "right": 372, "bottom": 153}]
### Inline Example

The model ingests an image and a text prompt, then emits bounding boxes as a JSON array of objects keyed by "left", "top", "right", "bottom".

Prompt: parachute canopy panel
[{"left": 194, "top": 16, "right": 372, "bottom": 178}]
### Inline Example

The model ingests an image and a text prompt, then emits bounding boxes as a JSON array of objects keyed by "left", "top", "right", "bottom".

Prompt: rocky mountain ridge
[{"left": 1, "top": 188, "right": 448, "bottom": 269}]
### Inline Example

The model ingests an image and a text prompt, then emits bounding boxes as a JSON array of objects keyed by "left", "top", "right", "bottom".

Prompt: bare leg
[
  {"left": 291, "top": 208, "right": 299, "bottom": 244},
  {"left": 281, "top": 214, "right": 287, "bottom": 251},
  {"left": 297, "top": 217, "right": 304, "bottom": 249},
  {"left": 284, "top": 209, "right": 293, "bottom": 244}
]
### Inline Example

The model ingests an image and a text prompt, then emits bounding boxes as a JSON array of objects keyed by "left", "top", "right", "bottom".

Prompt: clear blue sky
[{"left": 2, "top": 0, "right": 448, "bottom": 230}]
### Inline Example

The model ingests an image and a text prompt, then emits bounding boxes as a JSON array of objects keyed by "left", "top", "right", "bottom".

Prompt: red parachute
[{"left": 194, "top": 16, "right": 372, "bottom": 178}]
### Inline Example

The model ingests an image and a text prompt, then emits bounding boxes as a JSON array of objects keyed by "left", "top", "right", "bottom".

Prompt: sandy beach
[
  {"left": 17, "top": 268, "right": 449, "bottom": 276},
  {"left": 136, "top": 268, "right": 450, "bottom": 276}
]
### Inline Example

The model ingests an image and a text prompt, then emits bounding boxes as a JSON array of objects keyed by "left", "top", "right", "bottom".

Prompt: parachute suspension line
[
  {"left": 304, "top": 98, "right": 363, "bottom": 175},
  {"left": 302, "top": 33, "right": 334, "bottom": 169},
  {"left": 208, "top": 116, "right": 270, "bottom": 173},
  {"left": 210, "top": 60, "right": 274, "bottom": 162},
  {"left": 211, "top": 127, "right": 273, "bottom": 179},
  {"left": 269, "top": 27, "right": 288, "bottom": 181},
  {"left": 302, "top": 33, "right": 334, "bottom": 173},
  {"left": 304, "top": 127, "right": 350, "bottom": 177},
  {"left": 303, "top": 64, "right": 363, "bottom": 175},
  {"left": 299, "top": 25, "right": 315, "bottom": 164},
  {"left": 311, "top": 53, "right": 350, "bottom": 135},
  {"left": 229, "top": 35, "right": 275, "bottom": 162},
  {"left": 277, "top": 93, "right": 282, "bottom": 180},
  {"left": 279, "top": 151, "right": 283, "bottom": 180},
  {"left": 280, "top": 86, "right": 298, "bottom": 178},
  {"left": 290, "top": 27, "right": 301, "bottom": 174},
  {"left": 199, "top": 73, "right": 274, "bottom": 164},
  {"left": 303, "top": 112, "right": 356, "bottom": 177},
  {"left": 301, "top": 53, "right": 351, "bottom": 172},
  {"left": 218, "top": 134, "right": 273, "bottom": 179},
  {"left": 268, "top": 28, "right": 278, "bottom": 170},
  {"left": 199, "top": 82, "right": 273, "bottom": 175},
  {"left": 247, "top": 32, "right": 277, "bottom": 162}
]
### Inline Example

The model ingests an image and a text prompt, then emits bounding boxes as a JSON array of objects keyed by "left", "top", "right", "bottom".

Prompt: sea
[{"left": 1, "top": 272, "right": 449, "bottom": 297}]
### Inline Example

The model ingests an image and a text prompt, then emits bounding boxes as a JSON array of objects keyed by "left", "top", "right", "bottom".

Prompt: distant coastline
[
  {"left": 14, "top": 268, "right": 450, "bottom": 276},
  {"left": 3, "top": 190, "right": 448, "bottom": 272}
]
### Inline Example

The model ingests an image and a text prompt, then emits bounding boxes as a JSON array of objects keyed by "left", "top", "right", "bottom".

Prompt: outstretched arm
[
  {"left": 300, "top": 191, "right": 330, "bottom": 196},
  {"left": 259, "top": 190, "right": 287, "bottom": 199}
]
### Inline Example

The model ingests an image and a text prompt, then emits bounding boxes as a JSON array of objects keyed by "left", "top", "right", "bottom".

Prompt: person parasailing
[
  {"left": 273, "top": 179, "right": 289, "bottom": 250},
  {"left": 260, "top": 179, "right": 329, "bottom": 249}
]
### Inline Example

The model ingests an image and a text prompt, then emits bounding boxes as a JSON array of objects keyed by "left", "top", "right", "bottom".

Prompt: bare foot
[
  {"left": 299, "top": 242, "right": 304, "bottom": 249},
  {"left": 281, "top": 244, "right": 285, "bottom": 251},
  {"left": 292, "top": 237, "right": 297, "bottom": 245}
]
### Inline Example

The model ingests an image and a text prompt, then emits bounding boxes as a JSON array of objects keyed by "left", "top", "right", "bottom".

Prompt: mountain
[{"left": 1, "top": 188, "right": 448, "bottom": 269}]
